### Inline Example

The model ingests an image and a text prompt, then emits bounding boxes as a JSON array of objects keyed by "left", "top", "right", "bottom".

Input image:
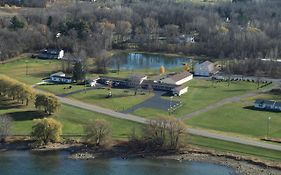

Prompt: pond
[
  {"left": 0, "top": 151, "right": 238, "bottom": 175},
  {"left": 110, "top": 53, "right": 191, "bottom": 70}
]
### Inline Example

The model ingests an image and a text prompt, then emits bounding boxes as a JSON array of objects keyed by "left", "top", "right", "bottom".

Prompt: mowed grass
[
  {"left": 69, "top": 88, "right": 154, "bottom": 111},
  {"left": 0, "top": 58, "right": 61, "bottom": 85},
  {"left": 186, "top": 93, "right": 281, "bottom": 138},
  {"left": 190, "top": 135, "right": 281, "bottom": 162},
  {"left": 0, "top": 97, "right": 142, "bottom": 138},
  {"left": 133, "top": 108, "right": 169, "bottom": 119},
  {"left": 134, "top": 79, "right": 262, "bottom": 118},
  {"left": 38, "top": 84, "right": 87, "bottom": 95}
]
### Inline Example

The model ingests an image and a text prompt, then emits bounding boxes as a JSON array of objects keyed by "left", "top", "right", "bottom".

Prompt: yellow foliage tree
[
  {"left": 184, "top": 64, "right": 190, "bottom": 71},
  {"left": 160, "top": 65, "right": 165, "bottom": 74},
  {"left": 31, "top": 118, "right": 62, "bottom": 146}
]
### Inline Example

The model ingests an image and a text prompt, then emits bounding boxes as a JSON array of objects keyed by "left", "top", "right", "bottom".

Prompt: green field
[
  {"left": 68, "top": 88, "right": 154, "bottom": 111},
  {"left": 187, "top": 93, "right": 281, "bottom": 138},
  {"left": 133, "top": 79, "right": 262, "bottom": 118},
  {"left": 0, "top": 96, "right": 142, "bottom": 138}
]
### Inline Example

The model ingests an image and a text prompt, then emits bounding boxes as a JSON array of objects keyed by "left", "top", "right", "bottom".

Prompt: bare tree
[
  {"left": 0, "top": 115, "right": 12, "bottom": 143},
  {"left": 84, "top": 119, "right": 112, "bottom": 147},
  {"left": 143, "top": 117, "right": 187, "bottom": 150}
]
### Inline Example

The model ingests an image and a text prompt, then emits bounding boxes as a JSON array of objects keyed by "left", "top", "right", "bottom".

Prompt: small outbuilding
[
  {"left": 194, "top": 60, "right": 215, "bottom": 77},
  {"left": 172, "top": 85, "right": 188, "bottom": 96},
  {"left": 254, "top": 99, "right": 281, "bottom": 112}
]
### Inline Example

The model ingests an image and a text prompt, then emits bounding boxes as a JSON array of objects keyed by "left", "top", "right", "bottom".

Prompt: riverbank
[{"left": 1, "top": 139, "right": 281, "bottom": 175}]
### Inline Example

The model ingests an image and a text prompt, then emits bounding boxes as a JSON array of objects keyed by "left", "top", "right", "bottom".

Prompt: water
[
  {"left": 0, "top": 151, "right": 238, "bottom": 175},
  {"left": 110, "top": 53, "right": 191, "bottom": 70}
]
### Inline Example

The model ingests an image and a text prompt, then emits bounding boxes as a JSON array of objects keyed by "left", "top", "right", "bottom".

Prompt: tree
[
  {"left": 95, "top": 50, "right": 111, "bottom": 74},
  {"left": 35, "top": 94, "right": 60, "bottom": 115},
  {"left": 9, "top": 16, "right": 25, "bottom": 30},
  {"left": 143, "top": 117, "right": 187, "bottom": 150},
  {"left": 184, "top": 64, "right": 190, "bottom": 72},
  {"left": 31, "top": 118, "right": 62, "bottom": 146},
  {"left": 160, "top": 65, "right": 165, "bottom": 74},
  {"left": 72, "top": 61, "right": 86, "bottom": 83},
  {"left": 115, "top": 21, "right": 132, "bottom": 43},
  {"left": 0, "top": 115, "right": 12, "bottom": 143},
  {"left": 84, "top": 119, "right": 112, "bottom": 146}
]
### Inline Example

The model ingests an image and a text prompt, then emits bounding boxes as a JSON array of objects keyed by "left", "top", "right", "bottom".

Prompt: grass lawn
[
  {"left": 0, "top": 96, "right": 142, "bottom": 138},
  {"left": 69, "top": 88, "right": 154, "bottom": 111},
  {"left": 133, "top": 108, "right": 169, "bottom": 119},
  {"left": 38, "top": 84, "right": 87, "bottom": 95},
  {"left": 186, "top": 93, "right": 281, "bottom": 138},
  {"left": 134, "top": 79, "right": 263, "bottom": 118},
  {"left": 0, "top": 57, "right": 61, "bottom": 85},
  {"left": 189, "top": 135, "right": 281, "bottom": 162}
]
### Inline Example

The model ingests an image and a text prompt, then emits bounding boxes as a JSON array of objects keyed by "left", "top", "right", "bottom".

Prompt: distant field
[
  {"left": 0, "top": 58, "right": 61, "bottom": 85},
  {"left": 187, "top": 93, "right": 281, "bottom": 138}
]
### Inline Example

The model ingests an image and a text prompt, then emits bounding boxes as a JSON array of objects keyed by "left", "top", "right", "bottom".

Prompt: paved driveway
[{"left": 123, "top": 91, "right": 180, "bottom": 113}]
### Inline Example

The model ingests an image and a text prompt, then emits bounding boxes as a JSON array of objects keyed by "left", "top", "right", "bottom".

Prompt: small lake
[
  {"left": 110, "top": 53, "right": 191, "bottom": 70},
  {"left": 0, "top": 151, "right": 238, "bottom": 175}
]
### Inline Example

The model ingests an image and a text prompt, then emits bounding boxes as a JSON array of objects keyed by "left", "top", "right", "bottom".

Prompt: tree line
[
  {"left": 1, "top": 0, "right": 281, "bottom": 62},
  {"left": 0, "top": 75, "right": 60, "bottom": 114},
  {"left": 1, "top": 114, "right": 187, "bottom": 151}
]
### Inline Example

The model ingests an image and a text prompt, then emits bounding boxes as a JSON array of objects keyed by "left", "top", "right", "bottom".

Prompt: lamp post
[{"left": 267, "top": 117, "right": 271, "bottom": 139}]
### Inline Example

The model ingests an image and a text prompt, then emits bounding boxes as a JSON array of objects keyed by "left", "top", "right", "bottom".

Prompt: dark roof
[
  {"left": 51, "top": 75, "right": 72, "bottom": 80},
  {"left": 255, "top": 99, "right": 281, "bottom": 107},
  {"left": 41, "top": 49, "right": 62, "bottom": 54}
]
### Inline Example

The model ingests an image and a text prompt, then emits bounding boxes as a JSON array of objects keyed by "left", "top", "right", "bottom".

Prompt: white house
[
  {"left": 161, "top": 71, "right": 193, "bottom": 86},
  {"left": 194, "top": 61, "right": 215, "bottom": 77},
  {"left": 50, "top": 72, "right": 72, "bottom": 84},
  {"left": 254, "top": 99, "right": 281, "bottom": 112}
]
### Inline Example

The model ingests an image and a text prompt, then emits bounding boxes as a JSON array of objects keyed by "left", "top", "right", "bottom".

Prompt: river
[{"left": 0, "top": 151, "right": 238, "bottom": 175}]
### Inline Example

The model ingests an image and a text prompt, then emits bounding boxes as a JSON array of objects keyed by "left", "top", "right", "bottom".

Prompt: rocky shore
[{"left": 1, "top": 140, "right": 281, "bottom": 175}]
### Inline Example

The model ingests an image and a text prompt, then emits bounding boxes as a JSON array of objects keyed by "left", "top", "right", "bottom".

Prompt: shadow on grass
[
  {"left": 6, "top": 110, "right": 48, "bottom": 121},
  {"left": 243, "top": 106, "right": 281, "bottom": 113}
]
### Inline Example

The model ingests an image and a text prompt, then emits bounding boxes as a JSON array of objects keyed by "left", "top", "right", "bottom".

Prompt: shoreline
[{"left": 1, "top": 140, "right": 280, "bottom": 175}]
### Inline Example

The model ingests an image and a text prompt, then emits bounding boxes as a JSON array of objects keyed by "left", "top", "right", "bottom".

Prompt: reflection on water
[
  {"left": 110, "top": 53, "right": 191, "bottom": 70},
  {"left": 0, "top": 151, "right": 238, "bottom": 175}
]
